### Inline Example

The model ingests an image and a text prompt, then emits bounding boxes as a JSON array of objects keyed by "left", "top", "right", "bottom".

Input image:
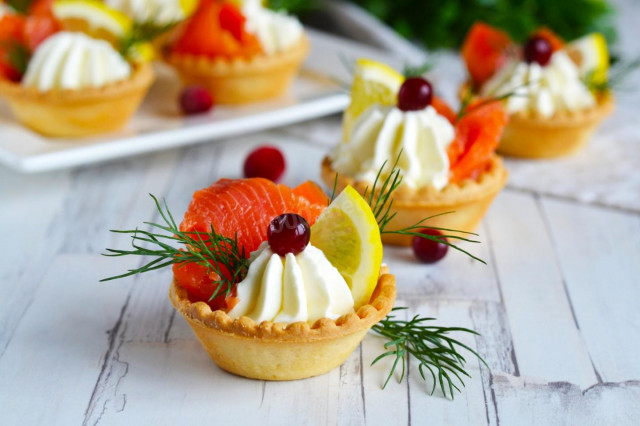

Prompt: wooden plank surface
[{"left": 1, "top": 132, "right": 637, "bottom": 425}]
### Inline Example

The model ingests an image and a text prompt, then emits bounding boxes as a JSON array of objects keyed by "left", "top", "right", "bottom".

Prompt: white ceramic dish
[{"left": 0, "top": 29, "right": 399, "bottom": 173}]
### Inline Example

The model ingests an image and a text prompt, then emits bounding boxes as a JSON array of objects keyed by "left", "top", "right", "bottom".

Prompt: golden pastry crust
[
  {"left": 322, "top": 156, "right": 508, "bottom": 246},
  {"left": 498, "top": 94, "right": 614, "bottom": 158},
  {"left": 162, "top": 35, "right": 309, "bottom": 104},
  {"left": 0, "top": 63, "right": 154, "bottom": 137},
  {"left": 459, "top": 83, "right": 614, "bottom": 158},
  {"left": 170, "top": 267, "right": 396, "bottom": 380}
]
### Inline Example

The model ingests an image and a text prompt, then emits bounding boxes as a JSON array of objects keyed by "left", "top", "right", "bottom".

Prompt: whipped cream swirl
[
  {"left": 242, "top": 0, "right": 304, "bottom": 55},
  {"left": 481, "top": 50, "right": 596, "bottom": 117},
  {"left": 332, "top": 105, "right": 455, "bottom": 190},
  {"left": 106, "top": 0, "right": 187, "bottom": 25},
  {"left": 22, "top": 32, "right": 131, "bottom": 92},
  {"left": 228, "top": 242, "right": 354, "bottom": 324}
]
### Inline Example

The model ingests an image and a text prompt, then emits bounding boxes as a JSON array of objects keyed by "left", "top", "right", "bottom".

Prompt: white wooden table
[{"left": 2, "top": 3, "right": 640, "bottom": 424}]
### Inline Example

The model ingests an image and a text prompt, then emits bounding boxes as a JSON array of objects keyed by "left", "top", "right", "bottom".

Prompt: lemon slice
[
  {"left": 565, "top": 33, "right": 609, "bottom": 86},
  {"left": 53, "top": 0, "right": 133, "bottom": 45},
  {"left": 179, "top": 0, "right": 199, "bottom": 16},
  {"left": 310, "top": 186, "right": 383, "bottom": 308},
  {"left": 342, "top": 58, "right": 404, "bottom": 141}
]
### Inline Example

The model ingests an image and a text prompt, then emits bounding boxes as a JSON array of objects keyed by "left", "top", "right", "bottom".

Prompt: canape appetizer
[
  {"left": 162, "top": 0, "right": 308, "bottom": 104},
  {"left": 323, "top": 59, "right": 509, "bottom": 246},
  {"left": 461, "top": 23, "right": 614, "bottom": 158},
  {"left": 0, "top": 0, "right": 154, "bottom": 137},
  {"left": 105, "top": 163, "right": 485, "bottom": 397}
]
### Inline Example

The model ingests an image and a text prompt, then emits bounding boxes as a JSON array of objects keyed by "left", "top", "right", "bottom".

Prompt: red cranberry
[
  {"left": 397, "top": 77, "right": 433, "bottom": 111},
  {"left": 267, "top": 213, "right": 310, "bottom": 256},
  {"left": 179, "top": 86, "right": 214, "bottom": 114},
  {"left": 243, "top": 145, "right": 286, "bottom": 182},
  {"left": 523, "top": 36, "right": 552, "bottom": 66},
  {"left": 412, "top": 229, "right": 448, "bottom": 263}
]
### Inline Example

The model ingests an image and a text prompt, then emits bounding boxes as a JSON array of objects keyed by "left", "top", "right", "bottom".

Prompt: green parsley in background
[{"left": 272, "top": 0, "right": 617, "bottom": 49}]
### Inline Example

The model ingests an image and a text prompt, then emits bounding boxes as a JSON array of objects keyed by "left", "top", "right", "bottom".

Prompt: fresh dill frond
[
  {"left": 371, "top": 307, "right": 487, "bottom": 399},
  {"left": 403, "top": 60, "right": 434, "bottom": 78},
  {"left": 4, "top": 0, "right": 33, "bottom": 14},
  {"left": 584, "top": 56, "right": 640, "bottom": 94},
  {"left": 102, "top": 195, "right": 248, "bottom": 302},
  {"left": 363, "top": 152, "right": 485, "bottom": 264},
  {"left": 118, "top": 20, "right": 180, "bottom": 60},
  {"left": 3, "top": 41, "right": 30, "bottom": 76}
]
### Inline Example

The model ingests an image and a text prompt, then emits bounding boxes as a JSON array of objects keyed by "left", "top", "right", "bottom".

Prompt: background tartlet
[
  {"left": 497, "top": 93, "right": 614, "bottom": 158},
  {"left": 0, "top": 62, "right": 153, "bottom": 137},
  {"left": 322, "top": 156, "right": 508, "bottom": 246},
  {"left": 164, "top": 35, "right": 309, "bottom": 105}
]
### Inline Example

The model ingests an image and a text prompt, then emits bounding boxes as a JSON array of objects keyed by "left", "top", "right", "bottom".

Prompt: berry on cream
[{"left": 228, "top": 242, "right": 354, "bottom": 324}]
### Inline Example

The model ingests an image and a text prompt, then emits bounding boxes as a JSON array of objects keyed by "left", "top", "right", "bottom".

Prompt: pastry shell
[
  {"left": 497, "top": 93, "right": 614, "bottom": 158},
  {"left": 162, "top": 35, "right": 309, "bottom": 105},
  {"left": 322, "top": 155, "right": 508, "bottom": 246},
  {"left": 0, "top": 63, "right": 154, "bottom": 138},
  {"left": 169, "top": 266, "right": 396, "bottom": 381}
]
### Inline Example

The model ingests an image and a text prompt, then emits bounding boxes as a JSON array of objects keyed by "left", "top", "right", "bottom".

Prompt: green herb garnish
[
  {"left": 362, "top": 153, "right": 486, "bottom": 264},
  {"left": 583, "top": 56, "right": 640, "bottom": 94},
  {"left": 403, "top": 61, "right": 435, "bottom": 78},
  {"left": 349, "top": 0, "right": 616, "bottom": 49},
  {"left": 102, "top": 195, "right": 248, "bottom": 302},
  {"left": 2, "top": 40, "right": 30, "bottom": 77},
  {"left": 372, "top": 307, "right": 487, "bottom": 399},
  {"left": 118, "top": 20, "right": 180, "bottom": 61}
]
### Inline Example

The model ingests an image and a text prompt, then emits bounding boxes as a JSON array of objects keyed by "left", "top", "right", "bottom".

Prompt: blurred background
[{"left": 275, "top": 0, "right": 618, "bottom": 53}]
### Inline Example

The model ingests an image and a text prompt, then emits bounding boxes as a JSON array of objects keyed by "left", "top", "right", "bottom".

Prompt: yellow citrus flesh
[
  {"left": 179, "top": 0, "right": 199, "bottom": 16},
  {"left": 310, "top": 186, "right": 383, "bottom": 309},
  {"left": 565, "top": 33, "right": 609, "bottom": 86},
  {"left": 342, "top": 58, "right": 404, "bottom": 141},
  {"left": 53, "top": 0, "right": 133, "bottom": 45}
]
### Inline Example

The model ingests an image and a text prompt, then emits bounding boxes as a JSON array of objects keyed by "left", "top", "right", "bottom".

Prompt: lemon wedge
[
  {"left": 53, "top": 0, "right": 133, "bottom": 45},
  {"left": 310, "top": 186, "right": 383, "bottom": 309},
  {"left": 565, "top": 33, "right": 609, "bottom": 86},
  {"left": 342, "top": 58, "right": 404, "bottom": 141},
  {"left": 179, "top": 0, "right": 199, "bottom": 16}
]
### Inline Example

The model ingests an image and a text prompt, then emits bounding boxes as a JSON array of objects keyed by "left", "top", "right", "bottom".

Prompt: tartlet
[
  {"left": 163, "top": 35, "right": 309, "bottom": 105},
  {"left": 498, "top": 93, "right": 614, "bottom": 158},
  {"left": 170, "top": 267, "right": 395, "bottom": 380},
  {"left": 163, "top": 0, "right": 308, "bottom": 104},
  {"left": 0, "top": 62, "right": 153, "bottom": 137},
  {"left": 326, "top": 59, "right": 509, "bottom": 246},
  {"left": 461, "top": 23, "right": 614, "bottom": 159},
  {"left": 322, "top": 156, "right": 508, "bottom": 246}
]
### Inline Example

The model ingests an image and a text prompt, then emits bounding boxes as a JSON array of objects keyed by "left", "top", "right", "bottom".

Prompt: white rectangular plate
[{"left": 0, "top": 29, "right": 396, "bottom": 173}]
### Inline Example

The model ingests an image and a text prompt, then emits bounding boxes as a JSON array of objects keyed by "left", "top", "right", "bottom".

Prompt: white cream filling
[
  {"left": 332, "top": 104, "right": 455, "bottom": 190},
  {"left": 481, "top": 50, "right": 596, "bottom": 117},
  {"left": 228, "top": 242, "right": 354, "bottom": 324},
  {"left": 242, "top": 0, "right": 303, "bottom": 55},
  {"left": 22, "top": 32, "right": 131, "bottom": 92}
]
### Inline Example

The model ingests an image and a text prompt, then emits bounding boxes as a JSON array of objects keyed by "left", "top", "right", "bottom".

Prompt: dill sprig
[
  {"left": 403, "top": 60, "right": 435, "bottom": 78},
  {"left": 102, "top": 195, "right": 248, "bottom": 302},
  {"left": 584, "top": 56, "right": 640, "bottom": 94},
  {"left": 1, "top": 40, "right": 30, "bottom": 77},
  {"left": 362, "top": 154, "right": 486, "bottom": 264},
  {"left": 458, "top": 79, "right": 533, "bottom": 121},
  {"left": 4, "top": 0, "right": 33, "bottom": 14},
  {"left": 371, "top": 307, "right": 487, "bottom": 399},
  {"left": 118, "top": 20, "right": 180, "bottom": 60}
]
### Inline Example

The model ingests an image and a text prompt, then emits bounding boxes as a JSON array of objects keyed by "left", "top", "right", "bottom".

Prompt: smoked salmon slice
[{"left": 174, "top": 178, "right": 328, "bottom": 309}]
